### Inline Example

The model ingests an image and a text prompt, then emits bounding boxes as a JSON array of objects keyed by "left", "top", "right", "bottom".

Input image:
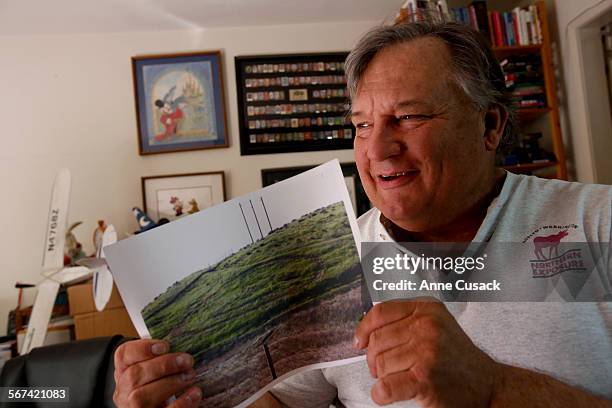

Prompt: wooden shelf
[
  {"left": 496, "top": 1, "right": 567, "bottom": 180},
  {"left": 517, "top": 107, "right": 551, "bottom": 122},
  {"left": 493, "top": 44, "right": 542, "bottom": 57},
  {"left": 501, "top": 161, "right": 557, "bottom": 173}
]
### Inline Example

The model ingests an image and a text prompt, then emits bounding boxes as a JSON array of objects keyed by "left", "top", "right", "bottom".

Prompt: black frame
[
  {"left": 235, "top": 52, "right": 354, "bottom": 155},
  {"left": 261, "top": 163, "right": 371, "bottom": 217},
  {"left": 141, "top": 171, "right": 226, "bottom": 221}
]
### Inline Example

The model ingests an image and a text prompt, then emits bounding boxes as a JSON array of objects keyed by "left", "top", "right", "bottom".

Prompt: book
[
  {"left": 503, "top": 12, "right": 516, "bottom": 46},
  {"left": 525, "top": 9, "right": 534, "bottom": 45},
  {"left": 531, "top": 5, "right": 543, "bottom": 44},
  {"left": 487, "top": 11, "right": 496, "bottom": 45},
  {"left": 513, "top": 7, "right": 522, "bottom": 45},
  {"left": 520, "top": 9, "right": 530, "bottom": 45},
  {"left": 491, "top": 11, "right": 503, "bottom": 47},
  {"left": 471, "top": 1, "right": 491, "bottom": 42}
]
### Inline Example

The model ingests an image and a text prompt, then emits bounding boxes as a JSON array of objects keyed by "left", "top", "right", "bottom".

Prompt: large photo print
[{"left": 105, "top": 161, "right": 367, "bottom": 407}]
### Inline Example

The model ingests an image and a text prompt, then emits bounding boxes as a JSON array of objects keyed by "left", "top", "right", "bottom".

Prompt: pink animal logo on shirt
[{"left": 533, "top": 230, "right": 568, "bottom": 260}]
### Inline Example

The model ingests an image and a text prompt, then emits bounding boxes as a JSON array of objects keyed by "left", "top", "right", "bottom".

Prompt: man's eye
[{"left": 398, "top": 114, "right": 430, "bottom": 121}]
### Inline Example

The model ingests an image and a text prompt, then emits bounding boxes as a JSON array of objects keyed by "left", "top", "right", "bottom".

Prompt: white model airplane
[{"left": 20, "top": 169, "right": 92, "bottom": 355}]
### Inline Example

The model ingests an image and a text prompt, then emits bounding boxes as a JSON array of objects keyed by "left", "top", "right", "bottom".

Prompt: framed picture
[
  {"left": 132, "top": 51, "right": 229, "bottom": 155},
  {"left": 261, "top": 163, "right": 371, "bottom": 217},
  {"left": 142, "top": 172, "right": 226, "bottom": 221},
  {"left": 235, "top": 52, "right": 354, "bottom": 155}
]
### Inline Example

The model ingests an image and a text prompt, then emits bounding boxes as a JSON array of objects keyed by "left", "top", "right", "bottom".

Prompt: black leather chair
[{"left": 0, "top": 335, "right": 125, "bottom": 407}]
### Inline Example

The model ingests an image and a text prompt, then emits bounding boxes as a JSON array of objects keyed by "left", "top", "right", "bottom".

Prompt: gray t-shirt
[{"left": 271, "top": 172, "right": 612, "bottom": 407}]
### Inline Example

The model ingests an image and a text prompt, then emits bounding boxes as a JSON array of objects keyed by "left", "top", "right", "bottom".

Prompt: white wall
[
  {"left": 0, "top": 21, "right": 378, "bottom": 336},
  {"left": 548, "top": 0, "right": 611, "bottom": 182}
]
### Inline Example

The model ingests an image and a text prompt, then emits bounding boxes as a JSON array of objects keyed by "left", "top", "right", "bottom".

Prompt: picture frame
[
  {"left": 261, "top": 163, "right": 371, "bottom": 216},
  {"left": 141, "top": 172, "right": 226, "bottom": 222},
  {"left": 132, "top": 51, "right": 229, "bottom": 155},
  {"left": 235, "top": 52, "right": 354, "bottom": 155}
]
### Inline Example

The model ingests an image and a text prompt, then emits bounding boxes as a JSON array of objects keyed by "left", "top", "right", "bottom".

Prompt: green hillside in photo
[{"left": 141, "top": 200, "right": 361, "bottom": 363}]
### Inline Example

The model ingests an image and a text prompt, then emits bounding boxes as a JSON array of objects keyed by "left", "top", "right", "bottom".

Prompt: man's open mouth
[
  {"left": 378, "top": 171, "right": 416, "bottom": 181},
  {"left": 374, "top": 170, "right": 419, "bottom": 188}
]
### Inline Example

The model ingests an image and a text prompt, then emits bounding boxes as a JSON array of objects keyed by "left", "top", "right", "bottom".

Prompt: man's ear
[{"left": 483, "top": 105, "right": 508, "bottom": 151}]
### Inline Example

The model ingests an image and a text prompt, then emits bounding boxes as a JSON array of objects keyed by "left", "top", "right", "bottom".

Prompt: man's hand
[
  {"left": 354, "top": 299, "right": 500, "bottom": 407},
  {"left": 113, "top": 339, "right": 202, "bottom": 407}
]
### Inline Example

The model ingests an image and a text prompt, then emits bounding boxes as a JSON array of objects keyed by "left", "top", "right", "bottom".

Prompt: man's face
[
  {"left": 163, "top": 103, "right": 172, "bottom": 114},
  {"left": 352, "top": 38, "right": 495, "bottom": 232}
]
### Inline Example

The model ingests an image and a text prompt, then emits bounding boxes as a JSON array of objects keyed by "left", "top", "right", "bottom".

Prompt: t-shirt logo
[{"left": 524, "top": 225, "right": 585, "bottom": 278}]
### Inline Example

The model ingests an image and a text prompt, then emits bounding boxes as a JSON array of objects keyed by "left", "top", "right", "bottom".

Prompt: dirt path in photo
[{"left": 194, "top": 285, "right": 363, "bottom": 407}]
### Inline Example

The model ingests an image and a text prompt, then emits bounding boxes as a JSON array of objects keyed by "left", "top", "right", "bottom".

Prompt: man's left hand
[{"left": 355, "top": 299, "right": 501, "bottom": 407}]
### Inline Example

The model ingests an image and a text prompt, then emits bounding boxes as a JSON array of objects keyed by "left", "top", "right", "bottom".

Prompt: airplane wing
[
  {"left": 20, "top": 280, "right": 60, "bottom": 355},
  {"left": 41, "top": 168, "right": 71, "bottom": 278},
  {"left": 93, "top": 267, "right": 114, "bottom": 312},
  {"left": 54, "top": 266, "right": 92, "bottom": 285},
  {"left": 20, "top": 266, "right": 90, "bottom": 355},
  {"left": 21, "top": 169, "right": 71, "bottom": 355}
]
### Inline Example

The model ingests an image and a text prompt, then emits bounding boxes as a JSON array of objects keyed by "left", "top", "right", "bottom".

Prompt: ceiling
[{"left": 0, "top": 0, "right": 404, "bottom": 36}]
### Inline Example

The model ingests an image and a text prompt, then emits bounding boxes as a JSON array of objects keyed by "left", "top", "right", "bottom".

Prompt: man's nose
[{"left": 366, "top": 122, "right": 402, "bottom": 161}]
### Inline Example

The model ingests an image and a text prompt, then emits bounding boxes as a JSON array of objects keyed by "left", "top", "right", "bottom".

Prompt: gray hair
[{"left": 345, "top": 22, "right": 517, "bottom": 149}]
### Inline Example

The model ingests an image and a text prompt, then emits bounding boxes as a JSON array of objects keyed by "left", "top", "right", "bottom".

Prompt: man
[{"left": 113, "top": 22, "right": 612, "bottom": 407}]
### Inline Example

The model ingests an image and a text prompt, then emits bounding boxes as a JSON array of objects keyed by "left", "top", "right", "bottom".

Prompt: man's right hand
[{"left": 113, "top": 339, "right": 202, "bottom": 407}]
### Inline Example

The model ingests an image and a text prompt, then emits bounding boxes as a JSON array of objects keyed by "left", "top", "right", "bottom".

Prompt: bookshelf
[{"left": 396, "top": 1, "right": 568, "bottom": 180}]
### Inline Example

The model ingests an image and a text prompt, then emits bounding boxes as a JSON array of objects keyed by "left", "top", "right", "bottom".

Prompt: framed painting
[
  {"left": 261, "top": 163, "right": 371, "bottom": 217},
  {"left": 132, "top": 51, "right": 229, "bottom": 155},
  {"left": 141, "top": 172, "right": 226, "bottom": 222}
]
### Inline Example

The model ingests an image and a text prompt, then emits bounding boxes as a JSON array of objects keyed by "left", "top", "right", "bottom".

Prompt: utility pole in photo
[
  {"left": 250, "top": 199, "right": 264, "bottom": 239},
  {"left": 261, "top": 329, "right": 277, "bottom": 380},
  {"left": 260, "top": 196, "right": 273, "bottom": 233},
  {"left": 239, "top": 202, "right": 254, "bottom": 244}
]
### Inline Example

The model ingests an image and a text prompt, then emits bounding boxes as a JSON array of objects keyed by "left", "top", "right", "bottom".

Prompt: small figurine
[
  {"left": 64, "top": 221, "right": 86, "bottom": 265},
  {"left": 170, "top": 196, "right": 184, "bottom": 216},
  {"left": 93, "top": 220, "right": 107, "bottom": 257},
  {"left": 132, "top": 207, "right": 157, "bottom": 233},
  {"left": 188, "top": 198, "right": 200, "bottom": 214}
]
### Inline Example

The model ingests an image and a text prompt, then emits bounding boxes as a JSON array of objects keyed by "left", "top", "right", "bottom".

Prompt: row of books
[
  {"left": 396, "top": 1, "right": 543, "bottom": 48},
  {"left": 501, "top": 55, "right": 546, "bottom": 108},
  {"left": 451, "top": 2, "right": 543, "bottom": 47},
  {"left": 489, "top": 6, "right": 543, "bottom": 47}
]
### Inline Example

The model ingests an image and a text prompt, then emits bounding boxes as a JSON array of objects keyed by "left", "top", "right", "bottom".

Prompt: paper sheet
[{"left": 106, "top": 160, "right": 369, "bottom": 407}]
